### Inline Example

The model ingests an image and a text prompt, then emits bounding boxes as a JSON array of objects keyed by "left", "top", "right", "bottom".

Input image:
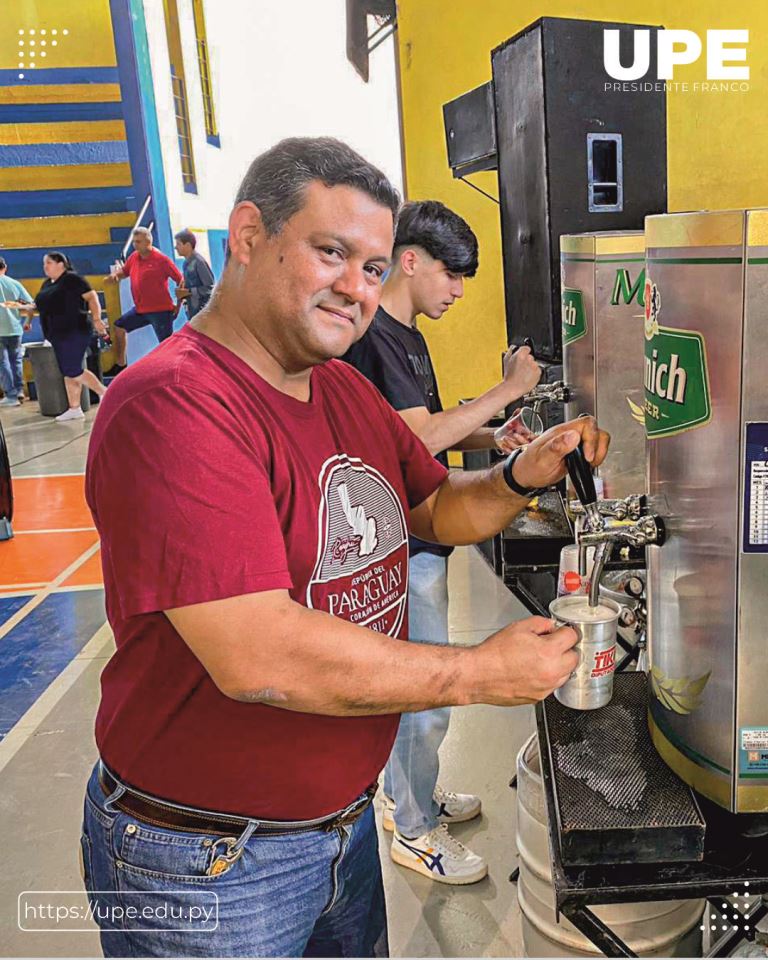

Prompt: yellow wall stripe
[
  {"left": 0, "top": 120, "right": 126, "bottom": 146},
  {"left": 0, "top": 162, "right": 131, "bottom": 191},
  {"left": 0, "top": 84, "right": 121, "bottom": 105},
  {"left": 0, "top": 212, "right": 136, "bottom": 248}
]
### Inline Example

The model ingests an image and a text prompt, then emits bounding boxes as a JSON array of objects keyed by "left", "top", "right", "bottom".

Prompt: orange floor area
[{"left": 1, "top": 477, "right": 102, "bottom": 593}]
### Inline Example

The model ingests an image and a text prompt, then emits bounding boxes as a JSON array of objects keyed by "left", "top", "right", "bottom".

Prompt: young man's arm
[{"left": 398, "top": 345, "right": 540, "bottom": 455}]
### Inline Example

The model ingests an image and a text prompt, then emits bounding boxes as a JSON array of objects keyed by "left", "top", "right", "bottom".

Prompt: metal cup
[{"left": 549, "top": 595, "right": 621, "bottom": 710}]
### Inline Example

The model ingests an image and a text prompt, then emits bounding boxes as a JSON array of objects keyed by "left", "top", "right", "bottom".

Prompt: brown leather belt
[{"left": 99, "top": 765, "right": 377, "bottom": 837}]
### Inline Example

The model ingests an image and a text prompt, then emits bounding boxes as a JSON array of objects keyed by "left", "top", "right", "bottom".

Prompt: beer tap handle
[{"left": 565, "top": 442, "right": 597, "bottom": 508}]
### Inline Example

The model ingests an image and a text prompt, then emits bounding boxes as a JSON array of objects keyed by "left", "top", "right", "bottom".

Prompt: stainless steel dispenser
[
  {"left": 561, "top": 232, "right": 647, "bottom": 500},
  {"left": 645, "top": 210, "right": 768, "bottom": 814}
]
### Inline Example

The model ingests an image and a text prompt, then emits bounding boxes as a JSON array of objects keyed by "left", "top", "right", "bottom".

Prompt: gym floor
[{"left": 0, "top": 399, "right": 534, "bottom": 958}]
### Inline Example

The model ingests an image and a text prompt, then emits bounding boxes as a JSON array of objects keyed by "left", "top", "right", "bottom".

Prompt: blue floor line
[{"left": 0, "top": 589, "right": 106, "bottom": 737}]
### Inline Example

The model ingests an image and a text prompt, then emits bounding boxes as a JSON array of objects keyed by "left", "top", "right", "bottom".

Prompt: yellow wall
[{"left": 396, "top": 1, "right": 768, "bottom": 409}]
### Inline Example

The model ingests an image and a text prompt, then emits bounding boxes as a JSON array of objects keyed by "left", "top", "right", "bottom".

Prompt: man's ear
[
  {"left": 228, "top": 202, "right": 267, "bottom": 267},
  {"left": 399, "top": 247, "right": 419, "bottom": 277}
]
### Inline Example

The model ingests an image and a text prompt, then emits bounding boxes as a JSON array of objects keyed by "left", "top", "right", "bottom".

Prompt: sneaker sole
[
  {"left": 390, "top": 844, "right": 488, "bottom": 885},
  {"left": 381, "top": 803, "right": 482, "bottom": 833}
]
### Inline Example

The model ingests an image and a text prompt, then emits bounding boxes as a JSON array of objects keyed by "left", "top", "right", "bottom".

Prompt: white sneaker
[
  {"left": 391, "top": 823, "right": 488, "bottom": 884},
  {"left": 381, "top": 785, "right": 482, "bottom": 832},
  {"left": 0, "top": 396, "right": 20, "bottom": 407},
  {"left": 55, "top": 407, "right": 85, "bottom": 422}
]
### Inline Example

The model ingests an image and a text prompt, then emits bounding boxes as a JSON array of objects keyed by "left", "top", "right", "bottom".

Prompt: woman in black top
[{"left": 19, "top": 252, "right": 108, "bottom": 422}]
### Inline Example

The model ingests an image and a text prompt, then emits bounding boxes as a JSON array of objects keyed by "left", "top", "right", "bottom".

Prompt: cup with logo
[{"left": 549, "top": 594, "right": 621, "bottom": 710}]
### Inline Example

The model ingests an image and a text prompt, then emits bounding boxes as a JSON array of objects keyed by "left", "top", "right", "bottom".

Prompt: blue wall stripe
[
  {"left": 110, "top": 0, "right": 173, "bottom": 259},
  {"left": 207, "top": 229, "right": 228, "bottom": 280},
  {"left": 2, "top": 242, "right": 125, "bottom": 278},
  {"left": 0, "top": 102, "right": 123, "bottom": 124},
  {"left": 0, "top": 187, "right": 137, "bottom": 219},
  {"left": 0, "top": 141, "right": 129, "bottom": 168},
  {"left": 0, "top": 67, "right": 120, "bottom": 85},
  {"left": 0, "top": 590, "right": 106, "bottom": 738}
]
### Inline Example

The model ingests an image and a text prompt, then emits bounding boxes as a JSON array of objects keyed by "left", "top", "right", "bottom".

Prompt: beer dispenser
[{"left": 645, "top": 209, "right": 768, "bottom": 814}]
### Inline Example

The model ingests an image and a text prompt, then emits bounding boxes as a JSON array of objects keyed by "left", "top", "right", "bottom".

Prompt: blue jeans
[
  {"left": 383, "top": 552, "right": 450, "bottom": 837},
  {"left": 116, "top": 307, "right": 175, "bottom": 342},
  {"left": 81, "top": 763, "right": 388, "bottom": 957},
  {"left": 0, "top": 335, "right": 23, "bottom": 398}
]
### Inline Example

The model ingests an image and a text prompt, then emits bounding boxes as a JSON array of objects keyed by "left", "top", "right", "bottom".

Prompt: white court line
[
  {"left": 0, "top": 621, "right": 113, "bottom": 776},
  {"left": 0, "top": 582, "right": 48, "bottom": 593},
  {"left": 0, "top": 540, "right": 101, "bottom": 643},
  {"left": 12, "top": 471, "right": 85, "bottom": 479},
  {"left": 0, "top": 585, "right": 104, "bottom": 598},
  {"left": 13, "top": 527, "right": 96, "bottom": 535}
]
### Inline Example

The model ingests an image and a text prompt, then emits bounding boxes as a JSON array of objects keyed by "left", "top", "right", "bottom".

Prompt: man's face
[
  {"left": 409, "top": 250, "right": 465, "bottom": 320},
  {"left": 175, "top": 239, "right": 192, "bottom": 258},
  {"left": 236, "top": 182, "right": 393, "bottom": 367},
  {"left": 133, "top": 233, "right": 152, "bottom": 256}
]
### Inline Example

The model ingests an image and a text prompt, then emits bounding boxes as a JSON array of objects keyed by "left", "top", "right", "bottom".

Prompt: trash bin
[{"left": 25, "top": 342, "right": 90, "bottom": 418}]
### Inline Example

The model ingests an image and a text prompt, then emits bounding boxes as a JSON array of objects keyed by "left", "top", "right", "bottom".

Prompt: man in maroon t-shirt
[
  {"left": 83, "top": 138, "right": 608, "bottom": 958},
  {"left": 103, "top": 226, "right": 183, "bottom": 376}
]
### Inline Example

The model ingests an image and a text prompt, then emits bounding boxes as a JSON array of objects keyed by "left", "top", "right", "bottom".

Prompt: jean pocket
[{"left": 116, "top": 822, "right": 235, "bottom": 885}]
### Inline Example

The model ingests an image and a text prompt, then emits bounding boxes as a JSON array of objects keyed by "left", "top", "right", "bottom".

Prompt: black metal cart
[{"left": 532, "top": 674, "right": 768, "bottom": 958}]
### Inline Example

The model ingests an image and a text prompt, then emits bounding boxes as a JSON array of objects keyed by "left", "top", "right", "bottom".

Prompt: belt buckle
[{"left": 206, "top": 836, "right": 243, "bottom": 877}]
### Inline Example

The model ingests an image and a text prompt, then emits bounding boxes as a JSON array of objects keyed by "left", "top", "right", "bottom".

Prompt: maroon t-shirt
[
  {"left": 122, "top": 248, "right": 182, "bottom": 313},
  {"left": 85, "top": 326, "right": 447, "bottom": 819}
]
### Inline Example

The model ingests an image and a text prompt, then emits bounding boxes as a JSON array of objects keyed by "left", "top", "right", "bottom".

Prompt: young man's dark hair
[
  {"left": 394, "top": 200, "right": 478, "bottom": 277},
  {"left": 174, "top": 229, "right": 197, "bottom": 248},
  {"left": 0, "top": 257, "right": 7, "bottom": 271},
  {"left": 234, "top": 136, "right": 400, "bottom": 236}
]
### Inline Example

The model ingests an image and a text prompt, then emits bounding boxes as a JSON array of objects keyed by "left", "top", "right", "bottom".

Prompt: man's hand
[
  {"left": 502, "top": 345, "right": 541, "bottom": 400},
  {"left": 511, "top": 415, "right": 610, "bottom": 490},
  {"left": 495, "top": 407, "right": 538, "bottom": 453},
  {"left": 469, "top": 616, "right": 579, "bottom": 706},
  {"left": 176, "top": 286, "right": 190, "bottom": 300}
]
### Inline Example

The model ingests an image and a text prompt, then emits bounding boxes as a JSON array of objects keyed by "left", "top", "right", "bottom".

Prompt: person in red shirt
[
  {"left": 103, "top": 226, "right": 183, "bottom": 376},
  {"left": 82, "top": 137, "right": 608, "bottom": 958}
]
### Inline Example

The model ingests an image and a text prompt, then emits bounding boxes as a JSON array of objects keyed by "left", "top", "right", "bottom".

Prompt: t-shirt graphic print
[{"left": 307, "top": 454, "right": 408, "bottom": 636}]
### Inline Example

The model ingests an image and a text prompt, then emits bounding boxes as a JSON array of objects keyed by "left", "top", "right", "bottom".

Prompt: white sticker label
[{"left": 741, "top": 729, "right": 768, "bottom": 750}]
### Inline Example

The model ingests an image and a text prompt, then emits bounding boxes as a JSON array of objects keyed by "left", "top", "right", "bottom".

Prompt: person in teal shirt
[{"left": 0, "top": 258, "right": 33, "bottom": 406}]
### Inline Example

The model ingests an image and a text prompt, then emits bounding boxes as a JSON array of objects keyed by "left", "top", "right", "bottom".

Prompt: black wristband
[{"left": 502, "top": 449, "right": 548, "bottom": 499}]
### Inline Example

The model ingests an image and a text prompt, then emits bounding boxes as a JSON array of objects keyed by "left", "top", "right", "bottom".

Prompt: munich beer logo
[
  {"left": 644, "top": 276, "right": 661, "bottom": 340},
  {"left": 642, "top": 278, "right": 712, "bottom": 439},
  {"left": 562, "top": 288, "right": 587, "bottom": 345},
  {"left": 307, "top": 455, "right": 409, "bottom": 636}
]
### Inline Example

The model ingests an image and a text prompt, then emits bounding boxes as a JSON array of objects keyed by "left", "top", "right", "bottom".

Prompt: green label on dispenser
[
  {"left": 643, "top": 326, "right": 712, "bottom": 438},
  {"left": 562, "top": 289, "right": 587, "bottom": 345}
]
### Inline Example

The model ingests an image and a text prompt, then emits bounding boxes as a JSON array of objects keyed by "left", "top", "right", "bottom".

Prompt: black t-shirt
[
  {"left": 342, "top": 306, "right": 451, "bottom": 558},
  {"left": 35, "top": 272, "right": 93, "bottom": 339}
]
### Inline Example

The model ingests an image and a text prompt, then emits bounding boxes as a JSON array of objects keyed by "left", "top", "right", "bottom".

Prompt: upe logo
[{"left": 604, "top": 29, "right": 749, "bottom": 81}]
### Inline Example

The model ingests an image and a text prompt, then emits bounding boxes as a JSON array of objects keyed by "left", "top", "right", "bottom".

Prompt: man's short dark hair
[
  {"left": 174, "top": 229, "right": 196, "bottom": 248},
  {"left": 394, "top": 200, "right": 478, "bottom": 277},
  {"left": 234, "top": 137, "right": 400, "bottom": 237},
  {"left": 0, "top": 257, "right": 6, "bottom": 271}
]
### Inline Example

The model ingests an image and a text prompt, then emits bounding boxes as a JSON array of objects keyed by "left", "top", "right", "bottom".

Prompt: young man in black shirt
[{"left": 342, "top": 200, "right": 541, "bottom": 884}]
